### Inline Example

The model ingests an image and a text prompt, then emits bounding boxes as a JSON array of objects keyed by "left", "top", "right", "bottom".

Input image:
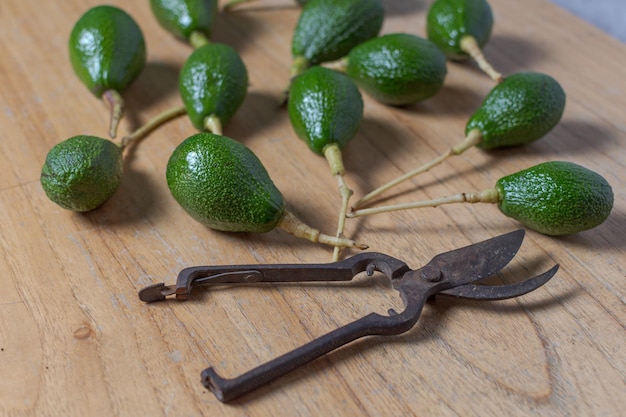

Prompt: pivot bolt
[{"left": 421, "top": 265, "right": 442, "bottom": 282}]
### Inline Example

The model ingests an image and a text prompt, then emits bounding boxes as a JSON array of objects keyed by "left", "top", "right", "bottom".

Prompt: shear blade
[
  {"left": 440, "top": 264, "right": 559, "bottom": 300},
  {"left": 422, "top": 229, "right": 526, "bottom": 288}
]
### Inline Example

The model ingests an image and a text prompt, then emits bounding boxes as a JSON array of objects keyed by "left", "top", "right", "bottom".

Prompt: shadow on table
[
  {"left": 487, "top": 33, "right": 550, "bottom": 75},
  {"left": 122, "top": 61, "right": 184, "bottom": 131}
]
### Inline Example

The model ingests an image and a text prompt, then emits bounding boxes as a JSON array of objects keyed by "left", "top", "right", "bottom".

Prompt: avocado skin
[
  {"left": 179, "top": 43, "right": 248, "bottom": 131},
  {"left": 346, "top": 33, "right": 447, "bottom": 106},
  {"left": 40, "top": 136, "right": 123, "bottom": 212},
  {"left": 166, "top": 133, "right": 285, "bottom": 233},
  {"left": 288, "top": 66, "right": 363, "bottom": 155},
  {"left": 150, "top": 0, "right": 218, "bottom": 40},
  {"left": 69, "top": 5, "right": 146, "bottom": 97},
  {"left": 426, "top": 0, "right": 493, "bottom": 59},
  {"left": 496, "top": 161, "right": 613, "bottom": 236},
  {"left": 292, "top": 0, "right": 384, "bottom": 65},
  {"left": 466, "top": 72, "right": 566, "bottom": 149}
]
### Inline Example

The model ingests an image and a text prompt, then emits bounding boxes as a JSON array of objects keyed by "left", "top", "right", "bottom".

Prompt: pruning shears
[{"left": 139, "top": 229, "right": 558, "bottom": 402}]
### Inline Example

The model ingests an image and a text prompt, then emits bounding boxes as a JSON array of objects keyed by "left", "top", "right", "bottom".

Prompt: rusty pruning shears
[{"left": 138, "top": 229, "right": 558, "bottom": 402}]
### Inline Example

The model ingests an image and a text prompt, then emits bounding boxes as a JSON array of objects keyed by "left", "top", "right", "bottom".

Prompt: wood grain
[{"left": 0, "top": 0, "right": 624, "bottom": 415}]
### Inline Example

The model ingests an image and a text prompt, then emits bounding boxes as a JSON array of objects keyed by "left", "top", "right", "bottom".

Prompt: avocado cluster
[{"left": 40, "top": 0, "right": 613, "bottom": 255}]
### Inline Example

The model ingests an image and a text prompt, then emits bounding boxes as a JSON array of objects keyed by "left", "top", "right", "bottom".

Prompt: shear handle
[
  {"left": 138, "top": 252, "right": 410, "bottom": 303},
  {"left": 180, "top": 252, "right": 409, "bottom": 284},
  {"left": 202, "top": 290, "right": 430, "bottom": 402}
]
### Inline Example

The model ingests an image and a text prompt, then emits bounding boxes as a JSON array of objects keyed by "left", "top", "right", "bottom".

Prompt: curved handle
[{"left": 201, "top": 299, "right": 426, "bottom": 402}]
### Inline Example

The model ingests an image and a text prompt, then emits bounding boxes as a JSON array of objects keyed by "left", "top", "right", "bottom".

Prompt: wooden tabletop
[{"left": 1, "top": 0, "right": 624, "bottom": 415}]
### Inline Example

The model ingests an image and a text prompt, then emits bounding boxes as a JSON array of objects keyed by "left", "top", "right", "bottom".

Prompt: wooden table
[{"left": 1, "top": 0, "right": 624, "bottom": 415}]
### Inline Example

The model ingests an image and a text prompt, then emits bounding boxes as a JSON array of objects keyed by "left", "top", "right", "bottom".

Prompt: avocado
[
  {"left": 166, "top": 133, "right": 285, "bottom": 233},
  {"left": 288, "top": 66, "right": 364, "bottom": 259},
  {"left": 350, "top": 161, "right": 613, "bottom": 237},
  {"left": 69, "top": 6, "right": 146, "bottom": 97},
  {"left": 290, "top": 0, "right": 384, "bottom": 76},
  {"left": 69, "top": 5, "right": 146, "bottom": 137},
  {"left": 426, "top": 0, "right": 502, "bottom": 81},
  {"left": 40, "top": 135, "right": 123, "bottom": 212},
  {"left": 426, "top": 0, "right": 493, "bottom": 60},
  {"left": 288, "top": 66, "right": 363, "bottom": 156},
  {"left": 496, "top": 161, "right": 614, "bottom": 235},
  {"left": 150, "top": 0, "right": 218, "bottom": 47},
  {"left": 466, "top": 72, "right": 566, "bottom": 149},
  {"left": 166, "top": 133, "right": 367, "bottom": 249},
  {"left": 344, "top": 33, "right": 448, "bottom": 105},
  {"left": 179, "top": 43, "right": 249, "bottom": 133}
]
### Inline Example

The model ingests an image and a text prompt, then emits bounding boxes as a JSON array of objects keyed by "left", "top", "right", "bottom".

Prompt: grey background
[{"left": 548, "top": 0, "right": 626, "bottom": 42}]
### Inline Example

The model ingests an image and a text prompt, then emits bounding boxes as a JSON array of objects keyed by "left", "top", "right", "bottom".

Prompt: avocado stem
[
  {"left": 119, "top": 105, "right": 187, "bottom": 151},
  {"left": 223, "top": 0, "right": 257, "bottom": 10},
  {"left": 323, "top": 143, "right": 346, "bottom": 177},
  {"left": 331, "top": 174, "right": 353, "bottom": 261},
  {"left": 103, "top": 89, "right": 124, "bottom": 139},
  {"left": 354, "top": 129, "right": 484, "bottom": 208},
  {"left": 324, "top": 144, "right": 354, "bottom": 261},
  {"left": 204, "top": 114, "right": 223, "bottom": 135},
  {"left": 290, "top": 55, "right": 310, "bottom": 79},
  {"left": 348, "top": 187, "right": 501, "bottom": 218},
  {"left": 189, "top": 31, "right": 211, "bottom": 49},
  {"left": 459, "top": 35, "right": 504, "bottom": 83},
  {"left": 323, "top": 57, "right": 349, "bottom": 73},
  {"left": 278, "top": 210, "right": 368, "bottom": 249}
]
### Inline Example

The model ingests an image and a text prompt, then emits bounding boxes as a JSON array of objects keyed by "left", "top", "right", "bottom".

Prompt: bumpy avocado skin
[
  {"left": 69, "top": 5, "right": 146, "bottom": 97},
  {"left": 40, "top": 136, "right": 123, "bottom": 212},
  {"left": 150, "top": 0, "right": 218, "bottom": 40},
  {"left": 496, "top": 161, "right": 613, "bottom": 236},
  {"left": 291, "top": 0, "right": 384, "bottom": 65},
  {"left": 288, "top": 66, "right": 363, "bottom": 155},
  {"left": 179, "top": 43, "right": 248, "bottom": 131},
  {"left": 426, "top": 0, "right": 493, "bottom": 59},
  {"left": 166, "top": 133, "right": 285, "bottom": 233},
  {"left": 346, "top": 33, "right": 447, "bottom": 105},
  {"left": 466, "top": 72, "right": 566, "bottom": 149}
]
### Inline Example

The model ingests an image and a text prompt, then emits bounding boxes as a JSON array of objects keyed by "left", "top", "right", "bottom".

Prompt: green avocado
[
  {"left": 426, "top": 0, "right": 493, "bottom": 60},
  {"left": 345, "top": 33, "right": 448, "bottom": 105},
  {"left": 466, "top": 72, "right": 566, "bottom": 149},
  {"left": 291, "top": 0, "right": 384, "bottom": 74},
  {"left": 150, "top": 0, "right": 218, "bottom": 41},
  {"left": 350, "top": 161, "right": 613, "bottom": 237},
  {"left": 69, "top": 5, "right": 146, "bottom": 97},
  {"left": 288, "top": 66, "right": 363, "bottom": 155},
  {"left": 166, "top": 133, "right": 285, "bottom": 233},
  {"left": 179, "top": 43, "right": 249, "bottom": 131},
  {"left": 40, "top": 135, "right": 123, "bottom": 212},
  {"left": 496, "top": 161, "right": 614, "bottom": 236}
]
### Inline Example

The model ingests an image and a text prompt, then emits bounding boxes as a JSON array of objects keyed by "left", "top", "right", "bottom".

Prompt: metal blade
[
  {"left": 439, "top": 264, "right": 559, "bottom": 300},
  {"left": 418, "top": 229, "right": 526, "bottom": 288}
]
